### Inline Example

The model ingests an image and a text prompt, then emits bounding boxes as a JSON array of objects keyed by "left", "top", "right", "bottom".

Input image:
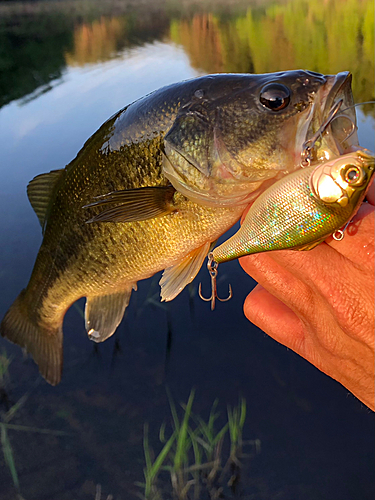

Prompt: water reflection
[
  {"left": 170, "top": 14, "right": 231, "bottom": 73},
  {"left": 0, "top": 0, "right": 373, "bottom": 110},
  {"left": 169, "top": 0, "right": 374, "bottom": 109},
  {"left": 64, "top": 13, "right": 170, "bottom": 67},
  {"left": 65, "top": 17, "right": 128, "bottom": 66}
]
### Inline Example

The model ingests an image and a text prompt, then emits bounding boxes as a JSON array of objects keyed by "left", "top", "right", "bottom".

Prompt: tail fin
[{"left": 0, "top": 290, "right": 63, "bottom": 385}]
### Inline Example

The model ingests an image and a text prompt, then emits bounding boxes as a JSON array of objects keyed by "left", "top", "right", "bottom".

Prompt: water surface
[{"left": 0, "top": 1, "right": 374, "bottom": 499}]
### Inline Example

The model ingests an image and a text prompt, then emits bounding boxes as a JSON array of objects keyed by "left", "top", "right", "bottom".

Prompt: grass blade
[
  {"left": 143, "top": 423, "right": 152, "bottom": 475},
  {"left": 166, "top": 388, "right": 180, "bottom": 434},
  {"left": 149, "top": 431, "right": 176, "bottom": 479},
  {"left": 3, "top": 423, "right": 71, "bottom": 435},
  {"left": 159, "top": 421, "right": 167, "bottom": 443},
  {"left": 4, "top": 393, "right": 29, "bottom": 423},
  {"left": 174, "top": 389, "right": 195, "bottom": 470},
  {"left": 1, "top": 423, "right": 20, "bottom": 491},
  {"left": 143, "top": 422, "right": 176, "bottom": 498}
]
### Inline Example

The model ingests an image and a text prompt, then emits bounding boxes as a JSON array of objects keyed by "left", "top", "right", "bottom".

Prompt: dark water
[{"left": 0, "top": 1, "right": 374, "bottom": 499}]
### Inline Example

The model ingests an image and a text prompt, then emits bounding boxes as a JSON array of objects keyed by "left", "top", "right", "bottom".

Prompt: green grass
[
  {"left": 138, "top": 390, "right": 259, "bottom": 500},
  {"left": 227, "top": 396, "right": 246, "bottom": 463}
]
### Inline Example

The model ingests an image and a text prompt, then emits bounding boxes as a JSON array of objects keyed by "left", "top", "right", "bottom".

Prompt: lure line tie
[{"left": 332, "top": 219, "right": 352, "bottom": 241}]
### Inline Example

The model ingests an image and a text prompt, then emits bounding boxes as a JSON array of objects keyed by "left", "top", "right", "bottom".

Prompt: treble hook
[{"left": 198, "top": 252, "right": 232, "bottom": 310}]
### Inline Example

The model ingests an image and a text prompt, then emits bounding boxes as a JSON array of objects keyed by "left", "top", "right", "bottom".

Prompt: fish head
[
  {"left": 163, "top": 71, "right": 358, "bottom": 207},
  {"left": 309, "top": 149, "right": 375, "bottom": 208}
]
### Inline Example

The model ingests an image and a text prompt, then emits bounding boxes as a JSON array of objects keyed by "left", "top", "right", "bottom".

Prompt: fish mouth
[{"left": 304, "top": 71, "right": 359, "bottom": 162}]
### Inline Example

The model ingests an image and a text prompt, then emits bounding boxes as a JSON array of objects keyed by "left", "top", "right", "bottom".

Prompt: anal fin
[
  {"left": 85, "top": 286, "right": 135, "bottom": 342},
  {"left": 160, "top": 242, "right": 211, "bottom": 302}
]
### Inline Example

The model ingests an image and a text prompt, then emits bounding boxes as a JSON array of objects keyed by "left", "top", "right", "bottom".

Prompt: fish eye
[
  {"left": 259, "top": 83, "right": 291, "bottom": 111},
  {"left": 342, "top": 164, "right": 365, "bottom": 185}
]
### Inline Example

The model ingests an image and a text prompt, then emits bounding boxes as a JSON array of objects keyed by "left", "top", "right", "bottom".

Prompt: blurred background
[{"left": 0, "top": 1, "right": 374, "bottom": 499}]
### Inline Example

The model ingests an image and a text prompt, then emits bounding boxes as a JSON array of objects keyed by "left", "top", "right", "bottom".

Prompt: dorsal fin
[{"left": 27, "top": 169, "right": 64, "bottom": 232}]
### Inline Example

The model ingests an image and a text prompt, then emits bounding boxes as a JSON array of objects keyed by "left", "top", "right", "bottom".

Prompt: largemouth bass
[
  {"left": 212, "top": 149, "right": 375, "bottom": 263},
  {"left": 0, "top": 71, "right": 357, "bottom": 385}
]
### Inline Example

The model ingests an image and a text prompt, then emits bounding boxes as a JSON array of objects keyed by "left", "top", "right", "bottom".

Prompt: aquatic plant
[{"left": 137, "top": 390, "right": 259, "bottom": 500}]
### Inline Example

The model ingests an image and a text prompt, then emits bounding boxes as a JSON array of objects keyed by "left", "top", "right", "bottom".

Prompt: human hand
[{"left": 239, "top": 179, "right": 375, "bottom": 410}]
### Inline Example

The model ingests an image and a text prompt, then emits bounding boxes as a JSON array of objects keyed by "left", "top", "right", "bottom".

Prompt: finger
[
  {"left": 240, "top": 245, "right": 336, "bottom": 297},
  {"left": 239, "top": 252, "right": 316, "bottom": 320},
  {"left": 243, "top": 284, "right": 369, "bottom": 405},
  {"left": 365, "top": 177, "right": 374, "bottom": 205},
  {"left": 244, "top": 284, "right": 306, "bottom": 350},
  {"left": 244, "top": 276, "right": 375, "bottom": 409},
  {"left": 243, "top": 246, "right": 374, "bottom": 347},
  {"left": 246, "top": 206, "right": 374, "bottom": 283},
  {"left": 325, "top": 208, "right": 374, "bottom": 269}
]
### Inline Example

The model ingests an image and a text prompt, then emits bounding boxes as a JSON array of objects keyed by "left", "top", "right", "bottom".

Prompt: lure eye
[
  {"left": 260, "top": 83, "right": 291, "bottom": 111},
  {"left": 342, "top": 164, "right": 365, "bottom": 185}
]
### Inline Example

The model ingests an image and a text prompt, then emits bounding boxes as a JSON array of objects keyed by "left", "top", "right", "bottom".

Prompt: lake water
[{"left": 0, "top": 1, "right": 374, "bottom": 499}]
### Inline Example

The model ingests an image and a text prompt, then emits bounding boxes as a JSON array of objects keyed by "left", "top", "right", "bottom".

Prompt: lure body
[{"left": 212, "top": 150, "right": 375, "bottom": 263}]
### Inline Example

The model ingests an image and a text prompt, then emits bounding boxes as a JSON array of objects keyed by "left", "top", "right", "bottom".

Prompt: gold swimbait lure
[{"left": 200, "top": 149, "right": 375, "bottom": 309}]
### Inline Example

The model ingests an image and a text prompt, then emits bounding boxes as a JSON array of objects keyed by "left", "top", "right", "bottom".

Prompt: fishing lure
[{"left": 200, "top": 149, "right": 375, "bottom": 309}]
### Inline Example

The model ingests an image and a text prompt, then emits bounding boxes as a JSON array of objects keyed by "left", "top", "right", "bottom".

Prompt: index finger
[
  {"left": 325, "top": 206, "right": 374, "bottom": 270},
  {"left": 365, "top": 177, "right": 375, "bottom": 205}
]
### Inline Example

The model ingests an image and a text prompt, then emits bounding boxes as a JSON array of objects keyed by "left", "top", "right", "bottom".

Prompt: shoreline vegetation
[
  {"left": 0, "top": 0, "right": 280, "bottom": 17},
  {"left": 0, "top": 0, "right": 374, "bottom": 113}
]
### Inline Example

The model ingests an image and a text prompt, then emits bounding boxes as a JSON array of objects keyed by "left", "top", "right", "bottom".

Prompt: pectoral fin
[
  {"left": 160, "top": 242, "right": 211, "bottom": 302},
  {"left": 85, "top": 286, "right": 136, "bottom": 342},
  {"left": 84, "top": 185, "right": 176, "bottom": 223}
]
